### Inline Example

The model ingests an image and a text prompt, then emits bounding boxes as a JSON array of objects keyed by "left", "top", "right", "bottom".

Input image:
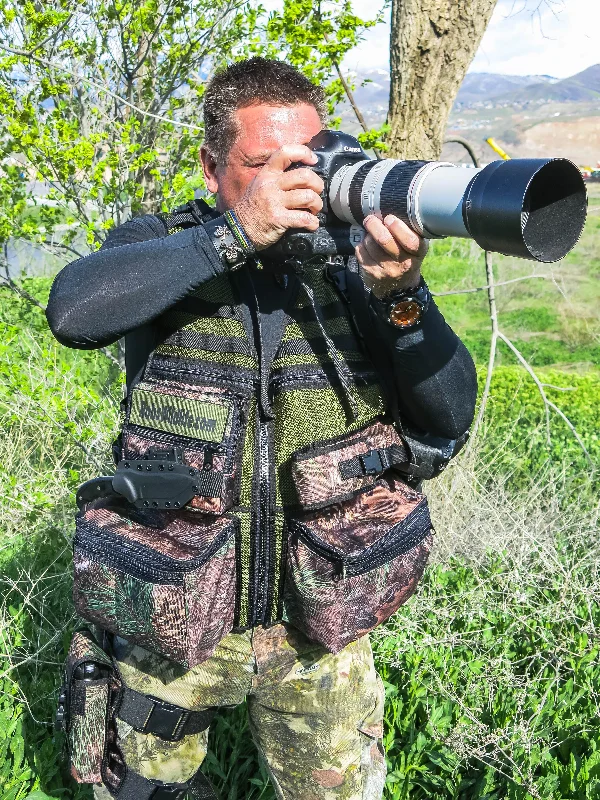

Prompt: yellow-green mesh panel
[
  {"left": 161, "top": 314, "right": 248, "bottom": 338},
  {"left": 272, "top": 351, "right": 366, "bottom": 370},
  {"left": 153, "top": 345, "right": 257, "bottom": 370},
  {"left": 271, "top": 512, "right": 285, "bottom": 616},
  {"left": 282, "top": 317, "right": 352, "bottom": 341},
  {"left": 273, "top": 384, "right": 385, "bottom": 505},
  {"left": 182, "top": 318, "right": 248, "bottom": 337},
  {"left": 239, "top": 397, "right": 256, "bottom": 507},
  {"left": 236, "top": 510, "right": 251, "bottom": 627},
  {"left": 190, "top": 274, "right": 235, "bottom": 305}
]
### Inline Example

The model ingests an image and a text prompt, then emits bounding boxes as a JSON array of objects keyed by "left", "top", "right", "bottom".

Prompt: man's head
[{"left": 201, "top": 58, "right": 327, "bottom": 211}]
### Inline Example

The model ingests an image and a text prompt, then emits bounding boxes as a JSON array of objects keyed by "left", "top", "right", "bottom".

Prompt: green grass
[
  {"left": 1, "top": 204, "right": 600, "bottom": 800},
  {"left": 426, "top": 183, "right": 600, "bottom": 373}
]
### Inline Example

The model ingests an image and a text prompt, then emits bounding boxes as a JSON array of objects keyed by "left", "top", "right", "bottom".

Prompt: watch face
[{"left": 389, "top": 299, "right": 423, "bottom": 328}]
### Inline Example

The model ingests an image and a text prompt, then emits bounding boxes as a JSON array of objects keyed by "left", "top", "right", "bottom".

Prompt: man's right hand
[{"left": 233, "top": 145, "right": 324, "bottom": 251}]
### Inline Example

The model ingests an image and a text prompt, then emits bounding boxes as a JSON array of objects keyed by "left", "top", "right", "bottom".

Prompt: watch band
[
  {"left": 204, "top": 211, "right": 256, "bottom": 271},
  {"left": 373, "top": 277, "right": 432, "bottom": 330}
]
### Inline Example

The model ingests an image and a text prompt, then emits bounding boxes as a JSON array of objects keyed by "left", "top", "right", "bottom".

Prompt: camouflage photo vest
[{"left": 73, "top": 203, "right": 433, "bottom": 666}]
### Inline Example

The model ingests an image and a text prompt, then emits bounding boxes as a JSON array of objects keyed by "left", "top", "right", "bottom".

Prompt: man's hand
[
  {"left": 356, "top": 214, "right": 429, "bottom": 298},
  {"left": 234, "top": 145, "right": 324, "bottom": 250}
]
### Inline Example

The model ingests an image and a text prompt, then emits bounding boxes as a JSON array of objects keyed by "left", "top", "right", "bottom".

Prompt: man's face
[{"left": 201, "top": 103, "right": 323, "bottom": 212}]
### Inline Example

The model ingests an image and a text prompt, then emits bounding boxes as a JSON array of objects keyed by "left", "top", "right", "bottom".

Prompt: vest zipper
[{"left": 251, "top": 418, "right": 275, "bottom": 625}]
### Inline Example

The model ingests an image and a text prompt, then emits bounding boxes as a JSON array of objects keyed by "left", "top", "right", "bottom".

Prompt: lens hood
[{"left": 463, "top": 158, "right": 587, "bottom": 262}]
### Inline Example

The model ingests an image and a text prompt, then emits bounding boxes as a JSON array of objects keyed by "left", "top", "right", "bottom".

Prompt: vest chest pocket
[
  {"left": 284, "top": 420, "right": 433, "bottom": 653},
  {"left": 121, "top": 379, "right": 249, "bottom": 514},
  {"left": 73, "top": 504, "right": 239, "bottom": 668}
]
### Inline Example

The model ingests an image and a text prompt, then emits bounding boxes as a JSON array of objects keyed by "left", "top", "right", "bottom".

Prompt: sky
[{"left": 343, "top": 0, "right": 600, "bottom": 79}]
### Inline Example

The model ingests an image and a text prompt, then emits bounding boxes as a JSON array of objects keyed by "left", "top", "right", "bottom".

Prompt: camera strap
[{"left": 327, "top": 258, "right": 402, "bottom": 430}]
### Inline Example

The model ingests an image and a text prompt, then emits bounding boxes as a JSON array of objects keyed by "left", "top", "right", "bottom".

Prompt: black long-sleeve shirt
[{"left": 46, "top": 214, "right": 477, "bottom": 440}]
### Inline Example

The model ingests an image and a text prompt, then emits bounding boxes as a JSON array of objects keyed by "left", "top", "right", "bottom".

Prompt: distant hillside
[
  {"left": 455, "top": 73, "right": 557, "bottom": 107},
  {"left": 338, "top": 65, "right": 600, "bottom": 165},
  {"left": 490, "top": 64, "right": 600, "bottom": 107},
  {"left": 340, "top": 64, "right": 600, "bottom": 120}
]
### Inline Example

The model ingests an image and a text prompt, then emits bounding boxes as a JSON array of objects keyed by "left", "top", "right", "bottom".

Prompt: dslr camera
[{"left": 269, "top": 130, "right": 587, "bottom": 266}]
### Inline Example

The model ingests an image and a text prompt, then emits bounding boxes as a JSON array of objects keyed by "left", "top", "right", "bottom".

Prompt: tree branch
[
  {"left": 433, "top": 274, "right": 551, "bottom": 296},
  {"left": 0, "top": 44, "right": 202, "bottom": 132}
]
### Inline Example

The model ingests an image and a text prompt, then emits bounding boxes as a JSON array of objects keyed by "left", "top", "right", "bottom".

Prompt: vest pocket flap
[
  {"left": 291, "top": 419, "right": 410, "bottom": 511},
  {"left": 121, "top": 379, "right": 249, "bottom": 514},
  {"left": 288, "top": 497, "right": 431, "bottom": 579},
  {"left": 73, "top": 502, "right": 238, "bottom": 668}
]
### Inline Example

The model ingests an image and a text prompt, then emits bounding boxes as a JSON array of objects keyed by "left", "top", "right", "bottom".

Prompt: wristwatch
[{"left": 378, "top": 277, "right": 431, "bottom": 330}]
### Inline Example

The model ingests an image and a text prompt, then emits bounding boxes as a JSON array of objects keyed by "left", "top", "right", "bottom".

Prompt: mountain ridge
[{"left": 341, "top": 64, "right": 600, "bottom": 117}]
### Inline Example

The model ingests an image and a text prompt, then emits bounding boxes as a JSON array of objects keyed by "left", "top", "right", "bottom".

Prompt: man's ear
[{"left": 200, "top": 145, "right": 219, "bottom": 194}]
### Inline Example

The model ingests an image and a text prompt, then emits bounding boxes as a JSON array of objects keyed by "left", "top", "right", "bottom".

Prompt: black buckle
[
  {"left": 144, "top": 699, "right": 189, "bottom": 742},
  {"left": 359, "top": 449, "right": 383, "bottom": 475}
]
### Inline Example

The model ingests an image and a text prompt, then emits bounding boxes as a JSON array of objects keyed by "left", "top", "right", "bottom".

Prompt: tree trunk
[{"left": 388, "top": 0, "right": 497, "bottom": 159}]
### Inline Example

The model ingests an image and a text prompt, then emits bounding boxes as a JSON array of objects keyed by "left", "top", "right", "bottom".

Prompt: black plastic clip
[{"left": 359, "top": 449, "right": 384, "bottom": 475}]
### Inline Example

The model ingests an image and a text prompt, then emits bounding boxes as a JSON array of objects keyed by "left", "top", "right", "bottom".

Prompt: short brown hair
[{"left": 203, "top": 57, "right": 328, "bottom": 164}]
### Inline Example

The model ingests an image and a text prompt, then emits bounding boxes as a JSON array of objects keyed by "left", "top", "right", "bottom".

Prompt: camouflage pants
[{"left": 93, "top": 623, "right": 386, "bottom": 800}]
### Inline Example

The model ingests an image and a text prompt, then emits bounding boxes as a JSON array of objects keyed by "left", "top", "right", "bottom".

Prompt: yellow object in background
[{"left": 485, "top": 137, "right": 511, "bottom": 160}]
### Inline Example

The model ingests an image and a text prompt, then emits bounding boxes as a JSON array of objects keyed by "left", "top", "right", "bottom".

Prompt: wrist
[
  {"left": 372, "top": 277, "right": 432, "bottom": 331},
  {"left": 204, "top": 210, "right": 255, "bottom": 271},
  {"left": 369, "top": 271, "right": 422, "bottom": 299},
  {"left": 233, "top": 201, "right": 266, "bottom": 251}
]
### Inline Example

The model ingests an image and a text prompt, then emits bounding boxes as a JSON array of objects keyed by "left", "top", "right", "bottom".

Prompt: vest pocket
[
  {"left": 121, "top": 378, "right": 249, "bottom": 514},
  {"left": 73, "top": 503, "right": 238, "bottom": 668},
  {"left": 284, "top": 475, "right": 433, "bottom": 653}
]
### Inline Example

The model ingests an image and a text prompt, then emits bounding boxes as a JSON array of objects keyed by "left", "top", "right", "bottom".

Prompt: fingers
[
  {"left": 384, "top": 214, "right": 429, "bottom": 258},
  {"left": 265, "top": 144, "right": 318, "bottom": 173},
  {"left": 363, "top": 214, "right": 429, "bottom": 259},
  {"left": 284, "top": 209, "right": 321, "bottom": 231},
  {"left": 282, "top": 188, "right": 323, "bottom": 215},
  {"left": 363, "top": 215, "right": 402, "bottom": 258},
  {"left": 280, "top": 167, "right": 324, "bottom": 195}
]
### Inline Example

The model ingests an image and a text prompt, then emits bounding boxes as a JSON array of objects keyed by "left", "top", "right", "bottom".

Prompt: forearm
[
  {"left": 46, "top": 217, "right": 226, "bottom": 349},
  {"left": 370, "top": 298, "right": 477, "bottom": 439}
]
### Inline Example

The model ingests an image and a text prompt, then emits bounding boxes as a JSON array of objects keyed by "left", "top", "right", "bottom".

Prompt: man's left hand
[{"left": 356, "top": 214, "right": 429, "bottom": 298}]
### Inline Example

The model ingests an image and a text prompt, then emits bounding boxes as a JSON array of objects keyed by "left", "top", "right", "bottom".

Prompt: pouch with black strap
[
  {"left": 57, "top": 627, "right": 217, "bottom": 798},
  {"left": 283, "top": 417, "right": 434, "bottom": 653}
]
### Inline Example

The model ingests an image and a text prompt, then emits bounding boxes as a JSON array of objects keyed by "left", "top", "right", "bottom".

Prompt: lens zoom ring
[
  {"left": 379, "top": 161, "right": 429, "bottom": 225},
  {"left": 348, "top": 162, "right": 379, "bottom": 224}
]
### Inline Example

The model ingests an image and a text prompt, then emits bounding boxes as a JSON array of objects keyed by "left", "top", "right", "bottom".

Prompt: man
[{"left": 47, "top": 58, "right": 477, "bottom": 799}]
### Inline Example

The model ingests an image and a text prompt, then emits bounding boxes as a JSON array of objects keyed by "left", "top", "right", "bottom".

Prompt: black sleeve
[
  {"left": 46, "top": 214, "right": 227, "bottom": 349},
  {"left": 369, "top": 298, "right": 477, "bottom": 440}
]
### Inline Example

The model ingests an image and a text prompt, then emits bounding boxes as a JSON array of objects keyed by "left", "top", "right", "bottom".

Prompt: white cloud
[{"left": 343, "top": 0, "right": 600, "bottom": 78}]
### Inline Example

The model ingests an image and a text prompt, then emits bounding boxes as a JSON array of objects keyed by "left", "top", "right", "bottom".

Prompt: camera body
[{"left": 266, "top": 130, "right": 370, "bottom": 263}]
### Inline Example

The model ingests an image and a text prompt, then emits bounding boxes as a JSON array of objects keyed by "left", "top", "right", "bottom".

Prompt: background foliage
[{"left": 1, "top": 3, "right": 599, "bottom": 799}]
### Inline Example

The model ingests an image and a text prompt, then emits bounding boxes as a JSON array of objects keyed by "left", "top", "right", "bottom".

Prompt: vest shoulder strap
[{"left": 157, "top": 198, "right": 216, "bottom": 233}]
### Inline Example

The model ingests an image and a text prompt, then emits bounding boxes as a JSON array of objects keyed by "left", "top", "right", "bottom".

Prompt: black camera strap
[{"left": 327, "top": 258, "right": 402, "bottom": 430}]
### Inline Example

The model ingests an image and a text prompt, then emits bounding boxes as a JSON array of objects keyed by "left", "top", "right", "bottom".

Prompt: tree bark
[{"left": 388, "top": 0, "right": 497, "bottom": 159}]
